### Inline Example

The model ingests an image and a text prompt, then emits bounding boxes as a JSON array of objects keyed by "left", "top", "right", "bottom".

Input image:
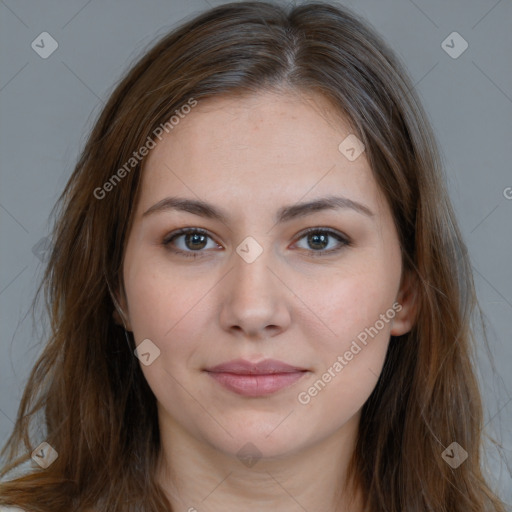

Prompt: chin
[{"left": 198, "top": 415, "right": 312, "bottom": 461}]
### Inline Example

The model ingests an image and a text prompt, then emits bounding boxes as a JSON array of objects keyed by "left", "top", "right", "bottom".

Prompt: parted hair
[{"left": 0, "top": 2, "right": 507, "bottom": 511}]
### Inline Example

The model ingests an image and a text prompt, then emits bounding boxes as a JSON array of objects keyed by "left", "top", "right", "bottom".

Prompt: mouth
[{"left": 204, "top": 358, "right": 309, "bottom": 397}]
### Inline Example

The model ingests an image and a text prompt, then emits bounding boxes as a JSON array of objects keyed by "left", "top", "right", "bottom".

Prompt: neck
[{"left": 155, "top": 411, "right": 363, "bottom": 512}]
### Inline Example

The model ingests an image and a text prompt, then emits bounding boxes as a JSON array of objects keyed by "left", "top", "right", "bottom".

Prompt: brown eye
[
  {"left": 306, "top": 232, "right": 329, "bottom": 250},
  {"left": 294, "top": 228, "right": 350, "bottom": 256},
  {"left": 183, "top": 232, "right": 208, "bottom": 250},
  {"left": 163, "top": 228, "right": 222, "bottom": 258}
]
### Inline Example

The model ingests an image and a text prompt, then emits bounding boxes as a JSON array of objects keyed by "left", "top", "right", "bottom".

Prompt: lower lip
[{"left": 206, "top": 371, "right": 307, "bottom": 397}]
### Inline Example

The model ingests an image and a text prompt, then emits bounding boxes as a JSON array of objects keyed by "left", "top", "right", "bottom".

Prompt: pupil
[
  {"left": 309, "top": 233, "right": 328, "bottom": 250},
  {"left": 183, "top": 232, "right": 329, "bottom": 251},
  {"left": 186, "top": 233, "right": 207, "bottom": 250}
]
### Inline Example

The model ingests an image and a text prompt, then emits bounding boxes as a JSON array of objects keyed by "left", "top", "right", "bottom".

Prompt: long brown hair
[{"left": 0, "top": 2, "right": 508, "bottom": 511}]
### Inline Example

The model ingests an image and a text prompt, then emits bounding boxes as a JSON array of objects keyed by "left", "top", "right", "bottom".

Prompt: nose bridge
[
  {"left": 219, "top": 236, "right": 291, "bottom": 337},
  {"left": 231, "top": 239, "right": 276, "bottom": 306}
]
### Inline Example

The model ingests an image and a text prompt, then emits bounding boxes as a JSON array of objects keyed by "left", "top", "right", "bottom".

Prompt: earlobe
[
  {"left": 390, "top": 270, "right": 419, "bottom": 336},
  {"left": 112, "top": 307, "right": 132, "bottom": 331},
  {"left": 111, "top": 285, "right": 133, "bottom": 332}
]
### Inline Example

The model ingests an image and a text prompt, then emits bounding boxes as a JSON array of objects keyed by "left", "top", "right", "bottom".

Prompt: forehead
[
  {"left": 136, "top": 90, "right": 382, "bottom": 218},
  {"left": 154, "top": 90, "right": 351, "bottom": 158}
]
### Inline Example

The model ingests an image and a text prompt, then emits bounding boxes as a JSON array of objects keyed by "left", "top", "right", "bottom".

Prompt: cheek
[
  {"left": 124, "top": 251, "right": 208, "bottom": 339},
  {"left": 123, "top": 259, "right": 211, "bottom": 402},
  {"left": 294, "top": 259, "right": 400, "bottom": 409},
  {"left": 123, "top": 251, "right": 225, "bottom": 383},
  {"left": 302, "top": 260, "right": 400, "bottom": 347}
]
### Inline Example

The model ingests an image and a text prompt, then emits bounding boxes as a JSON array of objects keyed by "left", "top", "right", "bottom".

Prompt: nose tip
[{"left": 219, "top": 242, "right": 291, "bottom": 339}]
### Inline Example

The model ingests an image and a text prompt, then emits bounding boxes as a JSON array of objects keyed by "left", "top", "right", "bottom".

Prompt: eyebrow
[{"left": 142, "top": 194, "right": 374, "bottom": 223}]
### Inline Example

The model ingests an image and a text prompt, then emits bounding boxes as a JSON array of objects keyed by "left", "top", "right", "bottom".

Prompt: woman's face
[{"left": 120, "top": 91, "right": 415, "bottom": 460}]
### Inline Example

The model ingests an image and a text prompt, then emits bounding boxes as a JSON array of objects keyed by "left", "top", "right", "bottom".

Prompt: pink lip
[
  {"left": 204, "top": 358, "right": 308, "bottom": 397},
  {"left": 206, "top": 358, "right": 306, "bottom": 374}
]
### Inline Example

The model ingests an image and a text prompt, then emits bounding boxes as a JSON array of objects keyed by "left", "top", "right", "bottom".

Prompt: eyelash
[{"left": 162, "top": 227, "right": 351, "bottom": 259}]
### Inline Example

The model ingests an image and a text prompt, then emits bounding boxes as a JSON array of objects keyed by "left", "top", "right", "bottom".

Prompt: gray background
[{"left": 0, "top": 0, "right": 511, "bottom": 502}]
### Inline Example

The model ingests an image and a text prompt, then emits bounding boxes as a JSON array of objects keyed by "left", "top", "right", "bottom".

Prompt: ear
[
  {"left": 112, "top": 283, "right": 133, "bottom": 332},
  {"left": 390, "top": 269, "right": 418, "bottom": 336}
]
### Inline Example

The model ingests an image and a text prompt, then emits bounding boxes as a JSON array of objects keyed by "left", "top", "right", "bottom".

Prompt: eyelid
[
  {"left": 162, "top": 227, "right": 222, "bottom": 258},
  {"left": 162, "top": 227, "right": 214, "bottom": 245},
  {"left": 162, "top": 226, "right": 351, "bottom": 257},
  {"left": 290, "top": 226, "right": 351, "bottom": 255},
  {"left": 292, "top": 226, "right": 350, "bottom": 243}
]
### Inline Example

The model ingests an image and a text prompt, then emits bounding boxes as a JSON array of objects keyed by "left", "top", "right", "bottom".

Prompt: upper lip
[{"left": 205, "top": 358, "right": 307, "bottom": 375}]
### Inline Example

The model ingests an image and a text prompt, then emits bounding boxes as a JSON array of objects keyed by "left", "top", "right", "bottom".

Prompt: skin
[{"left": 117, "top": 90, "right": 417, "bottom": 511}]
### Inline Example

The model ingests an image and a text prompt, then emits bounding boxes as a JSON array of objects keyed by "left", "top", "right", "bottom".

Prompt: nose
[{"left": 219, "top": 246, "right": 292, "bottom": 340}]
